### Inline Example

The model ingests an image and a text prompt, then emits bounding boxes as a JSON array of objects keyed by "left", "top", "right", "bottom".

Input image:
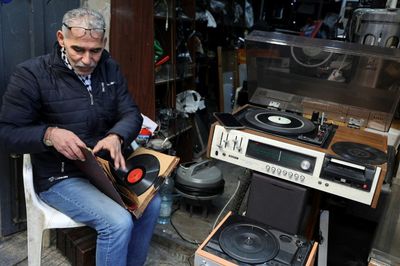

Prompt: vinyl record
[
  {"left": 111, "top": 154, "right": 160, "bottom": 195},
  {"left": 244, "top": 109, "right": 315, "bottom": 135},
  {"left": 219, "top": 223, "right": 279, "bottom": 264},
  {"left": 290, "top": 46, "right": 333, "bottom": 68},
  {"left": 331, "top": 141, "right": 387, "bottom": 165}
]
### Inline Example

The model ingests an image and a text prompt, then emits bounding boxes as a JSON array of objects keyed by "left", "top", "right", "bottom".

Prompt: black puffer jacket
[{"left": 0, "top": 43, "right": 143, "bottom": 192}]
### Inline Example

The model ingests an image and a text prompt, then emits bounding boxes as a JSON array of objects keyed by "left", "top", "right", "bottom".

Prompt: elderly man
[{"left": 0, "top": 7, "right": 160, "bottom": 266}]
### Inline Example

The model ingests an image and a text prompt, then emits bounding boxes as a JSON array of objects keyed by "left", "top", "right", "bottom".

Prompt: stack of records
[{"left": 75, "top": 147, "right": 180, "bottom": 218}]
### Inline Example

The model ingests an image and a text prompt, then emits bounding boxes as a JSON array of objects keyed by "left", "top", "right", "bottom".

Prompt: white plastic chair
[{"left": 22, "top": 154, "right": 85, "bottom": 266}]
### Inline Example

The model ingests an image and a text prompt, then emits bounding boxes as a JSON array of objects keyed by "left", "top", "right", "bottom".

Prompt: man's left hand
[{"left": 93, "top": 134, "right": 126, "bottom": 170}]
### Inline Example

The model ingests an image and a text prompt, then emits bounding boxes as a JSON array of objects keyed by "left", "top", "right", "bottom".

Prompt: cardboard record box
[{"left": 75, "top": 147, "right": 179, "bottom": 218}]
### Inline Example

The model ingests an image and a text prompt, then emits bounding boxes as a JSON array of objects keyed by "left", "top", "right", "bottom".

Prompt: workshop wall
[
  {"left": 82, "top": 0, "right": 111, "bottom": 50},
  {"left": 0, "top": 0, "right": 80, "bottom": 237}
]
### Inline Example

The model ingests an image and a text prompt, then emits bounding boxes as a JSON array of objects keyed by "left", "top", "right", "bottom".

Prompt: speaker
[{"left": 246, "top": 172, "right": 309, "bottom": 235}]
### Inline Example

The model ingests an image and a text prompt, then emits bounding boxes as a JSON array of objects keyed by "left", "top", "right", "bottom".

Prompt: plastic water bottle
[{"left": 157, "top": 177, "right": 174, "bottom": 224}]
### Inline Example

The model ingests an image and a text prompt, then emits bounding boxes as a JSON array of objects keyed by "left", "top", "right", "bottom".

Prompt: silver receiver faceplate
[{"left": 209, "top": 125, "right": 381, "bottom": 205}]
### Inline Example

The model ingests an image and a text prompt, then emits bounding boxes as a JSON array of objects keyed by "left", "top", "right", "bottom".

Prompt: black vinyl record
[
  {"left": 111, "top": 154, "right": 160, "bottom": 195},
  {"left": 331, "top": 141, "right": 387, "bottom": 165},
  {"left": 219, "top": 223, "right": 279, "bottom": 264},
  {"left": 244, "top": 109, "right": 315, "bottom": 135},
  {"left": 290, "top": 46, "right": 333, "bottom": 68}
]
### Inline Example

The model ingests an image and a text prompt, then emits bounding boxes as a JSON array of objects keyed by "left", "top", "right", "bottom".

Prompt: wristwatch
[
  {"left": 43, "top": 127, "right": 56, "bottom": 147},
  {"left": 43, "top": 138, "right": 53, "bottom": 147}
]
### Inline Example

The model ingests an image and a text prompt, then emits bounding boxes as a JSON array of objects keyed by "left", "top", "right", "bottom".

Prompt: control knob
[{"left": 300, "top": 160, "right": 311, "bottom": 171}]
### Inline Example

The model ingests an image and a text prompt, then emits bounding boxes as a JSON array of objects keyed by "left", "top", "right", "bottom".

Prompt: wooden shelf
[{"left": 154, "top": 0, "right": 196, "bottom": 109}]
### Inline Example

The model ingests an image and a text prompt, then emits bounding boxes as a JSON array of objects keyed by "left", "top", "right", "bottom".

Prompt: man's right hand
[{"left": 44, "top": 127, "right": 86, "bottom": 161}]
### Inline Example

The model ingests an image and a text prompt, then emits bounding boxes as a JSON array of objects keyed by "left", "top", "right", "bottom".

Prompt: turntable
[
  {"left": 208, "top": 31, "right": 400, "bottom": 207},
  {"left": 209, "top": 106, "right": 386, "bottom": 206},
  {"left": 234, "top": 105, "right": 335, "bottom": 147},
  {"left": 195, "top": 212, "right": 318, "bottom": 266}
]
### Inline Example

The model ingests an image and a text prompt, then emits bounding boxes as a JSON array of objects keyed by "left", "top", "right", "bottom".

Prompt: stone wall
[{"left": 81, "top": 0, "right": 111, "bottom": 50}]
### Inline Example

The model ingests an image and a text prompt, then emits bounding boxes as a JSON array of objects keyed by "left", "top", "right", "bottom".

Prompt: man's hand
[
  {"left": 93, "top": 134, "right": 126, "bottom": 170},
  {"left": 45, "top": 127, "right": 86, "bottom": 161}
]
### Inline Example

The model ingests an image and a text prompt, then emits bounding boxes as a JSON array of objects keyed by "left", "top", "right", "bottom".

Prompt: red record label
[
  {"left": 111, "top": 154, "right": 161, "bottom": 195},
  {"left": 127, "top": 168, "right": 143, "bottom": 184}
]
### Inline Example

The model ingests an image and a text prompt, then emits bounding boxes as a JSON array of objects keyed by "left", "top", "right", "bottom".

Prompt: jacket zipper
[
  {"left": 89, "top": 91, "right": 94, "bottom": 105},
  {"left": 52, "top": 65, "right": 95, "bottom": 105}
]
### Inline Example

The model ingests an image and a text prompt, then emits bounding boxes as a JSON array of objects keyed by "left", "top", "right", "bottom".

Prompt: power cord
[
  {"left": 170, "top": 205, "right": 200, "bottom": 246},
  {"left": 212, "top": 178, "right": 241, "bottom": 229}
]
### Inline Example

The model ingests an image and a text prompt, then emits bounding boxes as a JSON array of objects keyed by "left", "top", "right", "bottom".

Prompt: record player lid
[{"left": 245, "top": 31, "right": 400, "bottom": 132}]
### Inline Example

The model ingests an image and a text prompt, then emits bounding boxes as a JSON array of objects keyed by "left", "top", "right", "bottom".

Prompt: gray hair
[{"left": 62, "top": 7, "right": 105, "bottom": 30}]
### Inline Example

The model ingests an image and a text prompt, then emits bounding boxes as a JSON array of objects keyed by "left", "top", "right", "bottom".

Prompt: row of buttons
[{"left": 266, "top": 165, "right": 306, "bottom": 182}]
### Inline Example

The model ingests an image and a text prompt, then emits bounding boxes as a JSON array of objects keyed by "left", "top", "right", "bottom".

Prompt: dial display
[{"left": 246, "top": 140, "right": 316, "bottom": 173}]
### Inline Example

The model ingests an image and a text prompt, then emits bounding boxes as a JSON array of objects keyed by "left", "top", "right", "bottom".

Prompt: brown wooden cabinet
[
  {"left": 110, "top": 0, "right": 155, "bottom": 119},
  {"left": 110, "top": 0, "right": 196, "bottom": 121},
  {"left": 110, "top": 0, "right": 196, "bottom": 162}
]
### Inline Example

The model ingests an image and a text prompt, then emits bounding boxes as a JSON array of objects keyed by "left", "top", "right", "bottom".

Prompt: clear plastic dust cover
[{"left": 245, "top": 30, "right": 400, "bottom": 132}]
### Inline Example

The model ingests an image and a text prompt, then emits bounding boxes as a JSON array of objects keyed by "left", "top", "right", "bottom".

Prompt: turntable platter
[
  {"left": 244, "top": 109, "right": 315, "bottom": 135},
  {"left": 218, "top": 223, "right": 279, "bottom": 264},
  {"left": 332, "top": 141, "right": 387, "bottom": 165}
]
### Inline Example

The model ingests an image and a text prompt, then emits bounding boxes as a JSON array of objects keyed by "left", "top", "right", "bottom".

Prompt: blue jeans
[{"left": 40, "top": 177, "right": 161, "bottom": 266}]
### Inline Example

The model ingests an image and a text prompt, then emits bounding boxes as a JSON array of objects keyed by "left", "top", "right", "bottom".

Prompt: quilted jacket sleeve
[{"left": 0, "top": 62, "right": 48, "bottom": 154}]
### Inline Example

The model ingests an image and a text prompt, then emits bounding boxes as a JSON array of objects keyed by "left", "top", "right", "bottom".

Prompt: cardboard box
[{"left": 75, "top": 147, "right": 180, "bottom": 218}]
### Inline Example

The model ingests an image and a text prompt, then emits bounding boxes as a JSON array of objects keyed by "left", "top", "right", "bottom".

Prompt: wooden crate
[{"left": 56, "top": 226, "right": 96, "bottom": 266}]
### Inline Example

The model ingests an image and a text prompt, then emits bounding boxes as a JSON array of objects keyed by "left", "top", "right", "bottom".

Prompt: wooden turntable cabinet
[
  {"left": 195, "top": 212, "right": 318, "bottom": 266},
  {"left": 208, "top": 30, "right": 400, "bottom": 208},
  {"left": 208, "top": 104, "right": 387, "bottom": 207}
]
